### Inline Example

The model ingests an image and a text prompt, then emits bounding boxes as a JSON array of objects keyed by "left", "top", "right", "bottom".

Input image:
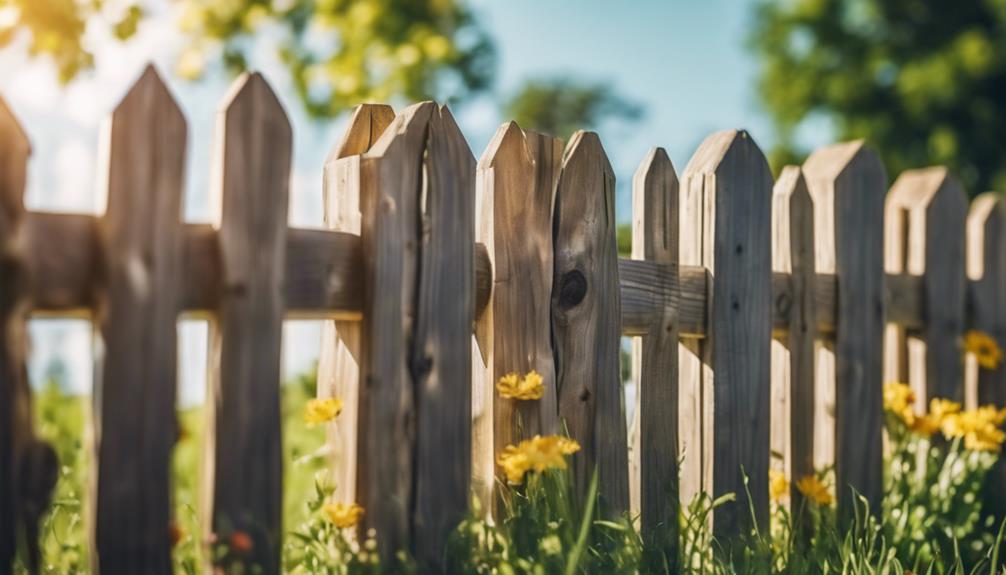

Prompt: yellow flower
[
  {"left": 965, "top": 330, "right": 1002, "bottom": 370},
  {"left": 304, "top": 398, "right": 343, "bottom": 426},
  {"left": 883, "top": 382, "right": 917, "bottom": 425},
  {"left": 796, "top": 475, "right": 833, "bottom": 507},
  {"left": 496, "top": 370, "right": 545, "bottom": 400},
  {"left": 496, "top": 434, "right": 581, "bottom": 484},
  {"left": 940, "top": 404, "right": 1006, "bottom": 452},
  {"left": 324, "top": 502, "right": 364, "bottom": 528},
  {"left": 769, "top": 469, "right": 789, "bottom": 503}
]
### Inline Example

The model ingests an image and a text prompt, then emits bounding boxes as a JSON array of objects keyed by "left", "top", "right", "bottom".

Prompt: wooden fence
[{"left": 1, "top": 64, "right": 1005, "bottom": 574}]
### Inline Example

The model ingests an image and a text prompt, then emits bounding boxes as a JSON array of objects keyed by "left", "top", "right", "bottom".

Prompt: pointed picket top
[
  {"left": 478, "top": 120, "right": 534, "bottom": 171},
  {"left": 631, "top": 147, "right": 677, "bottom": 262},
  {"left": 683, "top": 129, "right": 771, "bottom": 179},
  {"left": 562, "top": 130, "right": 614, "bottom": 178},
  {"left": 967, "top": 193, "right": 1006, "bottom": 282},
  {"left": 0, "top": 94, "right": 30, "bottom": 230},
  {"left": 887, "top": 166, "right": 967, "bottom": 276},
  {"left": 219, "top": 72, "right": 291, "bottom": 148},
  {"left": 366, "top": 101, "right": 436, "bottom": 159},
  {"left": 327, "top": 103, "right": 395, "bottom": 163},
  {"left": 802, "top": 140, "right": 870, "bottom": 182}
]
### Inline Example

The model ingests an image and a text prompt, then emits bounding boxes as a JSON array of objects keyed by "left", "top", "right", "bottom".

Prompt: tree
[
  {"left": 751, "top": 0, "right": 1006, "bottom": 193},
  {"left": 503, "top": 77, "right": 643, "bottom": 140}
]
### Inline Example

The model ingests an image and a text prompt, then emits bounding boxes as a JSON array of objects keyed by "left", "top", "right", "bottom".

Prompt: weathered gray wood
[
  {"left": 204, "top": 72, "right": 291, "bottom": 573},
  {"left": 92, "top": 66, "right": 186, "bottom": 574},
  {"left": 967, "top": 193, "right": 1006, "bottom": 515},
  {"left": 770, "top": 167, "right": 817, "bottom": 511},
  {"left": 553, "top": 131, "right": 628, "bottom": 515},
  {"left": 412, "top": 105, "right": 476, "bottom": 570},
  {"left": 629, "top": 148, "right": 680, "bottom": 561},
  {"left": 681, "top": 130, "right": 773, "bottom": 536},
  {"left": 803, "top": 140, "right": 886, "bottom": 523},
  {"left": 477, "top": 122, "right": 561, "bottom": 465},
  {"left": 886, "top": 168, "right": 967, "bottom": 403},
  {"left": 317, "top": 104, "right": 394, "bottom": 506},
  {"left": 0, "top": 93, "right": 37, "bottom": 575},
  {"left": 357, "top": 102, "right": 434, "bottom": 562}
]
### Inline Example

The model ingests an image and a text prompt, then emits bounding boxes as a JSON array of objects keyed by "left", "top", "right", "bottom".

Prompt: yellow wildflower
[
  {"left": 941, "top": 404, "right": 1006, "bottom": 452},
  {"left": 796, "top": 475, "right": 833, "bottom": 507},
  {"left": 965, "top": 330, "right": 1002, "bottom": 370},
  {"left": 304, "top": 398, "right": 343, "bottom": 426},
  {"left": 883, "top": 382, "right": 917, "bottom": 425},
  {"left": 496, "top": 434, "right": 581, "bottom": 484},
  {"left": 324, "top": 502, "right": 365, "bottom": 528},
  {"left": 769, "top": 469, "right": 789, "bottom": 502},
  {"left": 496, "top": 370, "right": 545, "bottom": 400}
]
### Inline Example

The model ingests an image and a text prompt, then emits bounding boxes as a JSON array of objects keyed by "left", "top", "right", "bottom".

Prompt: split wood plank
[
  {"left": 317, "top": 104, "right": 393, "bottom": 506},
  {"left": 629, "top": 148, "right": 680, "bottom": 562},
  {"left": 477, "top": 122, "right": 562, "bottom": 469},
  {"left": 886, "top": 168, "right": 967, "bottom": 403},
  {"left": 92, "top": 66, "right": 187, "bottom": 574},
  {"left": 204, "top": 72, "right": 291, "bottom": 574},
  {"left": 770, "top": 166, "right": 817, "bottom": 511},
  {"left": 680, "top": 130, "right": 773, "bottom": 537},
  {"left": 411, "top": 105, "right": 476, "bottom": 570},
  {"left": 553, "top": 131, "right": 628, "bottom": 515},
  {"left": 967, "top": 193, "right": 1006, "bottom": 515},
  {"left": 357, "top": 102, "right": 434, "bottom": 562},
  {"left": 803, "top": 141, "right": 886, "bottom": 524}
]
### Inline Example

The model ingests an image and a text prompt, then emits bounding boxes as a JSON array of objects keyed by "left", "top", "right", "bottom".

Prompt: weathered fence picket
[
  {"left": 885, "top": 168, "right": 968, "bottom": 404},
  {"left": 93, "top": 66, "right": 187, "bottom": 574},
  {"left": 317, "top": 103, "right": 394, "bottom": 506},
  {"left": 802, "top": 141, "right": 887, "bottom": 523},
  {"left": 3, "top": 60, "right": 1006, "bottom": 574},
  {"left": 204, "top": 72, "right": 292, "bottom": 573},
  {"left": 553, "top": 131, "right": 628, "bottom": 515},
  {"left": 629, "top": 147, "right": 680, "bottom": 561},
  {"left": 770, "top": 166, "right": 817, "bottom": 511}
]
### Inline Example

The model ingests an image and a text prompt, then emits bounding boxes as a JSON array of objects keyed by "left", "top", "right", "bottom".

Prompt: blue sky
[{"left": 0, "top": 0, "right": 816, "bottom": 404}]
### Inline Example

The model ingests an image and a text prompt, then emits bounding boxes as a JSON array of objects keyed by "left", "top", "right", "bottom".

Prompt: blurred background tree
[
  {"left": 752, "top": 0, "right": 1006, "bottom": 193},
  {"left": 0, "top": 0, "right": 641, "bottom": 132}
]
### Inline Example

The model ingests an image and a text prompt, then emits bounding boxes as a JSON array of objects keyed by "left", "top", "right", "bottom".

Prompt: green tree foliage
[
  {"left": 504, "top": 77, "right": 643, "bottom": 140},
  {"left": 752, "top": 0, "right": 1006, "bottom": 193}
]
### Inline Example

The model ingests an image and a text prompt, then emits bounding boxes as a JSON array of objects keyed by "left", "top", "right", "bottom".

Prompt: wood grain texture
[
  {"left": 803, "top": 141, "right": 886, "bottom": 524},
  {"left": 629, "top": 148, "right": 680, "bottom": 560},
  {"left": 770, "top": 167, "right": 817, "bottom": 512},
  {"left": 552, "top": 131, "right": 628, "bottom": 515},
  {"left": 317, "top": 104, "right": 393, "bottom": 506},
  {"left": 478, "top": 122, "right": 562, "bottom": 466},
  {"left": 204, "top": 73, "right": 291, "bottom": 574},
  {"left": 92, "top": 66, "right": 186, "bottom": 574},
  {"left": 681, "top": 130, "right": 773, "bottom": 536},
  {"left": 357, "top": 102, "right": 434, "bottom": 562},
  {"left": 886, "top": 168, "right": 967, "bottom": 403},
  {"left": 0, "top": 93, "right": 36, "bottom": 575},
  {"left": 966, "top": 193, "right": 1006, "bottom": 515},
  {"left": 411, "top": 105, "right": 476, "bottom": 570}
]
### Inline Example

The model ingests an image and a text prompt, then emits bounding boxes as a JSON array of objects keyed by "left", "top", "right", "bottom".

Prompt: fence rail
[{"left": 1, "top": 64, "right": 1005, "bottom": 573}]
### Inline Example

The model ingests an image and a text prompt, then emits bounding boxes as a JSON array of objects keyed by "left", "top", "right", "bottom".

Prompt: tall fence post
[
  {"left": 552, "top": 131, "right": 628, "bottom": 514},
  {"left": 803, "top": 141, "right": 886, "bottom": 523},
  {"left": 680, "top": 130, "right": 773, "bottom": 536},
  {"left": 885, "top": 168, "right": 967, "bottom": 404},
  {"left": 411, "top": 105, "right": 476, "bottom": 569},
  {"left": 0, "top": 95, "right": 49, "bottom": 575},
  {"left": 92, "top": 66, "right": 187, "bottom": 574},
  {"left": 967, "top": 193, "right": 1006, "bottom": 516},
  {"left": 357, "top": 102, "right": 431, "bottom": 563},
  {"left": 770, "top": 166, "right": 817, "bottom": 511},
  {"left": 630, "top": 148, "right": 680, "bottom": 563},
  {"left": 476, "top": 122, "right": 561, "bottom": 484},
  {"left": 317, "top": 104, "right": 394, "bottom": 505},
  {"left": 204, "top": 72, "right": 291, "bottom": 573}
]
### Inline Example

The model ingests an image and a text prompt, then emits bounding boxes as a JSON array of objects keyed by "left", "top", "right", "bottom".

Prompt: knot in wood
[
  {"left": 557, "top": 270, "right": 587, "bottom": 310},
  {"left": 775, "top": 291, "right": 793, "bottom": 318}
]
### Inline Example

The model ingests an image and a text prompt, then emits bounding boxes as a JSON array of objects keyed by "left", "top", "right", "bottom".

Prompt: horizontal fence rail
[{"left": 1, "top": 63, "right": 1004, "bottom": 573}]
